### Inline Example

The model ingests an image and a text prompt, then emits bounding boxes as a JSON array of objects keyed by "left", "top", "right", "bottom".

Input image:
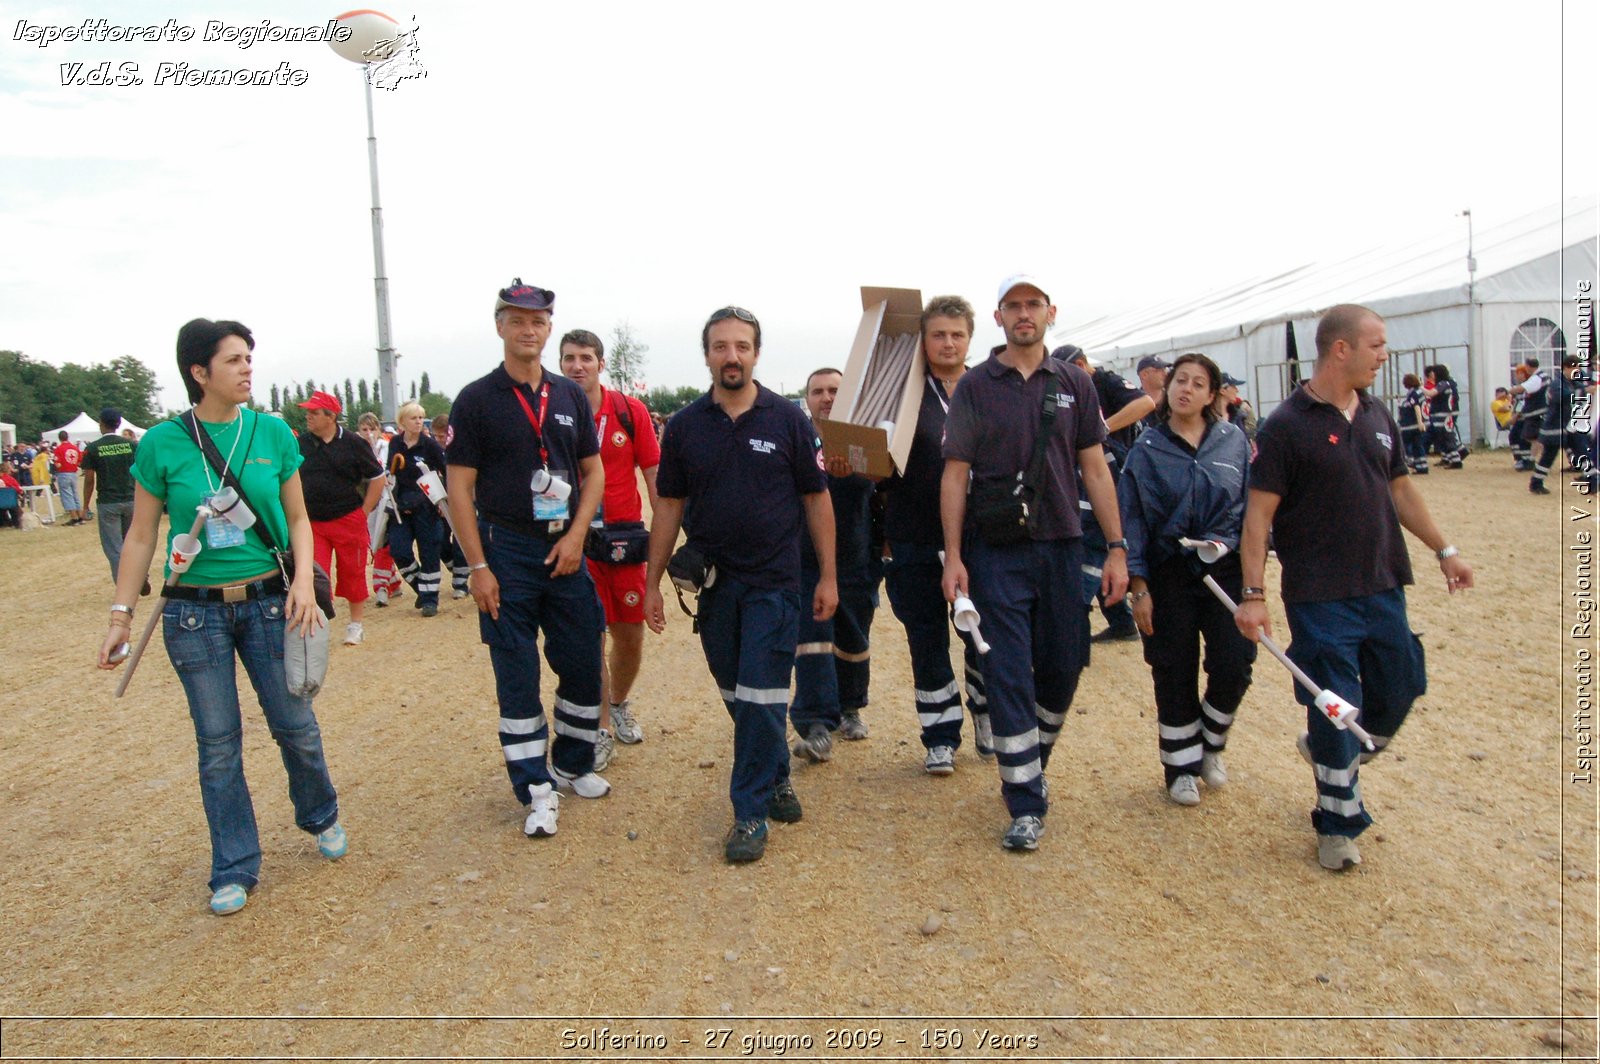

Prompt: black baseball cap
[
  {"left": 1137, "top": 355, "right": 1169, "bottom": 373},
  {"left": 1221, "top": 373, "right": 1246, "bottom": 387}
]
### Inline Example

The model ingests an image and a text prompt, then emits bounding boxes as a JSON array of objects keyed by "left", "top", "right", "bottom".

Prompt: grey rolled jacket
[{"left": 1117, "top": 419, "right": 1251, "bottom": 581}]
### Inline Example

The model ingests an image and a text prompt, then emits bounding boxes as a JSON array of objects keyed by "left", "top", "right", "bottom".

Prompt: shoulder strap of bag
[
  {"left": 610, "top": 390, "right": 635, "bottom": 441},
  {"left": 1024, "top": 366, "right": 1060, "bottom": 493},
  {"left": 180, "top": 409, "right": 280, "bottom": 555}
]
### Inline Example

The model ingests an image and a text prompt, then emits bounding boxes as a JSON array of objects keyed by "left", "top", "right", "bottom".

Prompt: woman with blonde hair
[{"left": 386, "top": 401, "right": 450, "bottom": 616}]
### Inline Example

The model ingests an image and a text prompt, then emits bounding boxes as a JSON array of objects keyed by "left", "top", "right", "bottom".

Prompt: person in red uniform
[
  {"left": 559, "top": 329, "right": 660, "bottom": 769},
  {"left": 297, "top": 390, "right": 385, "bottom": 646}
]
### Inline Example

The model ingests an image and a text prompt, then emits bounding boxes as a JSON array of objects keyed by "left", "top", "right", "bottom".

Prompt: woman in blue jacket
[{"left": 1118, "top": 353, "right": 1256, "bottom": 807}]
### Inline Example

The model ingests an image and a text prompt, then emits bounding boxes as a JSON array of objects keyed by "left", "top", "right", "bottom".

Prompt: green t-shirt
[
  {"left": 132, "top": 410, "right": 304, "bottom": 585},
  {"left": 81, "top": 433, "right": 138, "bottom": 503}
]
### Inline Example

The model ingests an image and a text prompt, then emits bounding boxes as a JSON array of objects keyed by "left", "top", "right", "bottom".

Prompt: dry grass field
[{"left": 0, "top": 459, "right": 1593, "bottom": 1061}]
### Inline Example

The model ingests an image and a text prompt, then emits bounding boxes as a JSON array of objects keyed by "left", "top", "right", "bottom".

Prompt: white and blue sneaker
[
  {"left": 209, "top": 884, "right": 248, "bottom": 915},
  {"left": 316, "top": 822, "right": 348, "bottom": 860}
]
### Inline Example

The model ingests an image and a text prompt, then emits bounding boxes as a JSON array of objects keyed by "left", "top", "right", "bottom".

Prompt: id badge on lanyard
[{"left": 206, "top": 506, "right": 247, "bottom": 549}]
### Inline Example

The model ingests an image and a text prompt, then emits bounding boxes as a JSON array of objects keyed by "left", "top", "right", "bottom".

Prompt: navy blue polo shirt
[
  {"left": 446, "top": 363, "right": 599, "bottom": 536},
  {"left": 800, "top": 471, "right": 873, "bottom": 584},
  {"left": 1091, "top": 366, "right": 1147, "bottom": 453},
  {"left": 942, "top": 349, "right": 1105, "bottom": 541},
  {"left": 657, "top": 383, "right": 828, "bottom": 592},
  {"left": 1251, "top": 386, "right": 1412, "bottom": 604}
]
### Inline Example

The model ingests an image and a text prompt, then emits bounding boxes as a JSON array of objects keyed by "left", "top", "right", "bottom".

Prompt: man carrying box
[{"left": 790, "top": 366, "right": 878, "bottom": 763}]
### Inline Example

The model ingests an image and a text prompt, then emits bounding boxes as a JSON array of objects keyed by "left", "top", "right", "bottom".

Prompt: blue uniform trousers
[
  {"left": 697, "top": 576, "right": 800, "bottom": 822},
  {"left": 388, "top": 505, "right": 445, "bottom": 607},
  {"left": 791, "top": 568, "right": 876, "bottom": 734},
  {"left": 478, "top": 521, "right": 604, "bottom": 804},
  {"left": 1284, "top": 588, "right": 1426, "bottom": 839},
  {"left": 883, "top": 540, "right": 986, "bottom": 750},
  {"left": 967, "top": 537, "right": 1088, "bottom": 818}
]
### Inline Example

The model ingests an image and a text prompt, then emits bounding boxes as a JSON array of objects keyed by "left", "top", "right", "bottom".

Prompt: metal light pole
[
  {"left": 330, "top": 11, "right": 404, "bottom": 422},
  {"left": 363, "top": 74, "right": 398, "bottom": 421}
]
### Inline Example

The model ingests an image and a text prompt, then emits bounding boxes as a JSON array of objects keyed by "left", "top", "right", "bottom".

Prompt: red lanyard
[{"left": 512, "top": 380, "right": 552, "bottom": 466}]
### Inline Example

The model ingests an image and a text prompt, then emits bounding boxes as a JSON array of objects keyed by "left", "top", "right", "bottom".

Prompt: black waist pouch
[
  {"left": 969, "top": 476, "right": 1032, "bottom": 547},
  {"left": 584, "top": 521, "right": 650, "bottom": 565}
]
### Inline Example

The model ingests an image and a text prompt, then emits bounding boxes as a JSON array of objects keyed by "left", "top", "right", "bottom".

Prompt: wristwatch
[
  {"left": 1436, "top": 545, "right": 1459, "bottom": 561},
  {"left": 1106, "top": 539, "right": 1128, "bottom": 551}
]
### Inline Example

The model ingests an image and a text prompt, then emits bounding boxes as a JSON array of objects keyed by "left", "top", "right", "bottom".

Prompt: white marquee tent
[
  {"left": 1064, "top": 198, "right": 1598, "bottom": 446},
  {"left": 43, "top": 412, "right": 147, "bottom": 442}
]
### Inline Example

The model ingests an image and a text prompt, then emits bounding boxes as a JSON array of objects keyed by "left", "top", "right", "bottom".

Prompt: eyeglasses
[
  {"left": 1000, "top": 299, "right": 1049, "bottom": 314},
  {"left": 706, "top": 306, "right": 759, "bottom": 327}
]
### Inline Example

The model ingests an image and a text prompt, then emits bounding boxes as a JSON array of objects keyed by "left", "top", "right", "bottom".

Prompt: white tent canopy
[
  {"left": 43, "top": 412, "right": 147, "bottom": 442},
  {"left": 1062, "top": 198, "right": 1598, "bottom": 446}
]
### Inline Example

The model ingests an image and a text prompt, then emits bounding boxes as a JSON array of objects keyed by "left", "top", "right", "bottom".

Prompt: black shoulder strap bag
[
  {"left": 969, "top": 367, "right": 1059, "bottom": 547},
  {"left": 181, "top": 410, "right": 336, "bottom": 619}
]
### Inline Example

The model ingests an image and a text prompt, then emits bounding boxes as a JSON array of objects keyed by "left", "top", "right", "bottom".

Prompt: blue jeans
[
  {"left": 478, "top": 521, "right": 604, "bottom": 802},
  {"left": 1284, "top": 588, "right": 1426, "bottom": 838},
  {"left": 163, "top": 593, "right": 339, "bottom": 892},
  {"left": 696, "top": 577, "right": 800, "bottom": 822},
  {"left": 97, "top": 500, "right": 134, "bottom": 581}
]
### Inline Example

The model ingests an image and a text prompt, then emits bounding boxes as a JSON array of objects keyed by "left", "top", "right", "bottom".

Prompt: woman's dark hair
[
  {"left": 1155, "top": 352, "right": 1223, "bottom": 423},
  {"left": 176, "top": 318, "right": 254, "bottom": 404},
  {"left": 1430, "top": 363, "right": 1452, "bottom": 383}
]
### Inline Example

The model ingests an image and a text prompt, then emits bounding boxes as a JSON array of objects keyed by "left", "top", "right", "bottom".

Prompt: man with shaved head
[{"left": 1235, "top": 303, "right": 1474, "bottom": 873}]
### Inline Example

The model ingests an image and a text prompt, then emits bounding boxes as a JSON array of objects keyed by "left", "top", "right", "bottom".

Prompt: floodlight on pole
[{"left": 330, "top": 10, "right": 403, "bottom": 422}]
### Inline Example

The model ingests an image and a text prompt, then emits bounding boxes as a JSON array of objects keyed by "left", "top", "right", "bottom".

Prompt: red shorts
[
  {"left": 586, "top": 558, "right": 646, "bottom": 625},
  {"left": 311, "top": 508, "right": 371, "bottom": 603}
]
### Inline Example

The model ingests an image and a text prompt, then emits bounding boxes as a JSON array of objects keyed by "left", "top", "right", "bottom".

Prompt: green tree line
[
  {"left": 1, "top": 350, "right": 163, "bottom": 440},
  {"left": 264, "top": 374, "right": 452, "bottom": 435}
]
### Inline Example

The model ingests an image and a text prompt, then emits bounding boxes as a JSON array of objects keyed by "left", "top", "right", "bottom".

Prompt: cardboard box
[{"left": 815, "top": 286, "right": 926, "bottom": 478}]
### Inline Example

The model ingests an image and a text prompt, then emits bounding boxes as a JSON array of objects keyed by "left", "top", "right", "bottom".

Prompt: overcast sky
[{"left": 2, "top": 0, "right": 1594, "bottom": 415}]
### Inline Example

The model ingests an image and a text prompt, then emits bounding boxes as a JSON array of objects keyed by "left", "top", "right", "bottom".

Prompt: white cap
[{"left": 997, "top": 274, "right": 1050, "bottom": 307}]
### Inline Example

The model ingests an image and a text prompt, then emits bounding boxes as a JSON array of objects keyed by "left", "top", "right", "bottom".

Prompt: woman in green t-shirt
[{"left": 98, "top": 318, "right": 347, "bottom": 917}]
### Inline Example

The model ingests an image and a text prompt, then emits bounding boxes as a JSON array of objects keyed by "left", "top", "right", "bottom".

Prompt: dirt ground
[{"left": 1, "top": 459, "right": 1594, "bottom": 1062}]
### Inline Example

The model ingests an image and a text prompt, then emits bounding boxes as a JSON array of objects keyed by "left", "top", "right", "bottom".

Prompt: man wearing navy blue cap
[
  {"left": 941, "top": 275, "right": 1128, "bottom": 852},
  {"left": 645, "top": 306, "right": 838, "bottom": 863},
  {"left": 446, "top": 278, "right": 609, "bottom": 840}
]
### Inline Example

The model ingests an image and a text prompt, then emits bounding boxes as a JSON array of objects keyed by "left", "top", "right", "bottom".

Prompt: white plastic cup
[
  {"left": 209, "top": 486, "right": 257, "bottom": 530},
  {"left": 1314, "top": 689, "right": 1359, "bottom": 729},
  {"left": 951, "top": 595, "right": 990, "bottom": 655},
  {"left": 529, "top": 469, "right": 572, "bottom": 501},
  {"left": 414, "top": 461, "right": 448, "bottom": 504},
  {"left": 170, "top": 533, "right": 204, "bottom": 573},
  {"left": 1179, "top": 537, "right": 1230, "bottom": 563}
]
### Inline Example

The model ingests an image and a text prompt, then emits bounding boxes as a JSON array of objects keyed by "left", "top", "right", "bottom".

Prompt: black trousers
[{"left": 1142, "top": 555, "right": 1257, "bottom": 785}]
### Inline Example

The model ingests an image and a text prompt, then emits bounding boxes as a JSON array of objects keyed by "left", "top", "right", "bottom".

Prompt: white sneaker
[
  {"left": 924, "top": 745, "right": 956, "bottom": 775},
  {"left": 452, "top": 587, "right": 468, "bottom": 600},
  {"left": 373, "top": 586, "right": 389, "bottom": 607},
  {"left": 611, "top": 699, "right": 644, "bottom": 744},
  {"left": 551, "top": 765, "right": 611, "bottom": 799},
  {"left": 593, "top": 728, "right": 615, "bottom": 772},
  {"left": 1200, "top": 751, "right": 1227, "bottom": 788},
  {"left": 1168, "top": 774, "right": 1201, "bottom": 806},
  {"left": 524, "top": 783, "right": 560, "bottom": 837},
  {"left": 342, "top": 622, "right": 364, "bottom": 646}
]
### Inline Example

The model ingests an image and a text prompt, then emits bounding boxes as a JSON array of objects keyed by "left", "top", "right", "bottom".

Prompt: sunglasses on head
[{"left": 706, "top": 306, "right": 758, "bottom": 327}]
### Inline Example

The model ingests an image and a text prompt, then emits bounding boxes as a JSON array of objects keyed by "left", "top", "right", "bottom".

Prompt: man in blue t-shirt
[{"left": 644, "top": 306, "right": 837, "bottom": 863}]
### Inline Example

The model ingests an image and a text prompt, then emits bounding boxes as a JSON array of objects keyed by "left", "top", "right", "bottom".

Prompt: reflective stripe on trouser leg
[
  {"left": 833, "top": 579, "right": 874, "bottom": 712},
  {"left": 698, "top": 577, "right": 800, "bottom": 822},
  {"left": 883, "top": 542, "right": 965, "bottom": 749},
  {"left": 479, "top": 521, "right": 604, "bottom": 799},
  {"left": 969, "top": 538, "right": 1087, "bottom": 818},
  {"left": 790, "top": 565, "right": 842, "bottom": 735},
  {"left": 1283, "top": 593, "right": 1427, "bottom": 838}
]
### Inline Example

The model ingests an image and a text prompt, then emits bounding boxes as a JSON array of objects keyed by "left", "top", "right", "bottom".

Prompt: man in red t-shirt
[
  {"left": 53, "top": 431, "right": 86, "bottom": 525},
  {"left": 560, "top": 329, "right": 660, "bottom": 764}
]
